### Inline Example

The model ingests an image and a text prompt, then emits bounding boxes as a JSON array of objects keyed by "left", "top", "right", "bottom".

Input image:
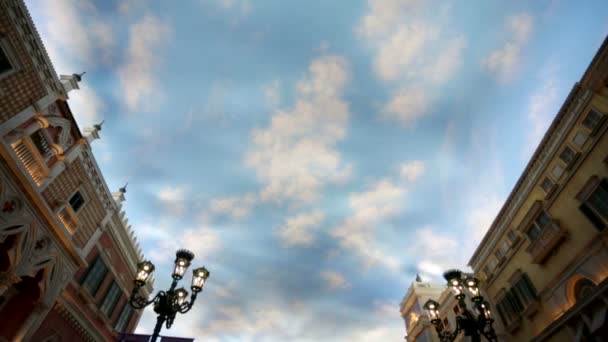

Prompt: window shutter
[{"left": 579, "top": 203, "right": 606, "bottom": 231}]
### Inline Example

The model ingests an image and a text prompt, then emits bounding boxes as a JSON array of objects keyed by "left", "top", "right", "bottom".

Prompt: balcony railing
[
  {"left": 57, "top": 205, "right": 80, "bottom": 235},
  {"left": 11, "top": 137, "right": 49, "bottom": 186},
  {"left": 525, "top": 222, "right": 568, "bottom": 264}
]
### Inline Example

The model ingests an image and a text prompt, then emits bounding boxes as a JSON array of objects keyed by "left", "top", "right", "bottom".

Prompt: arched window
[{"left": 574, "top": 278, "right": 596, "bottom": 303}]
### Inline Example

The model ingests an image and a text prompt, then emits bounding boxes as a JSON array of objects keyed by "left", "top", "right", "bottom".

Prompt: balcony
[
  {"left": 57, "top": 204, "right": 80, "bottom": 235},
  {"left": 11, "top": 137, "right": 49, "bottom": 186},
  {"left": 525, "top": 222, "right": 568, "bottom": 264}
]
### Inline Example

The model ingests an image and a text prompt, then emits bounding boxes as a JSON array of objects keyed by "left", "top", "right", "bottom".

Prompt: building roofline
[{"left": 469, "top": 35, "right": 608, "bottom": 266}]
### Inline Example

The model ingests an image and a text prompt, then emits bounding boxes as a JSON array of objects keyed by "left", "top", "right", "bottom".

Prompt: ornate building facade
[
  {"left": 0, "top": 0, "right": 151, "bottom": 340},
  {"left": 469, "top": 37, "right": 608, "bottom": 341}
]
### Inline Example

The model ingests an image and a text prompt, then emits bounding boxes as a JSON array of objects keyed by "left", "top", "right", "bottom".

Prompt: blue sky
[{"left": 28, "top": 0, "right": 608, "bottom": 340}]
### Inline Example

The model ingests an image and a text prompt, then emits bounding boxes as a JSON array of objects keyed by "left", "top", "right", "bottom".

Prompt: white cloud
[
  {"left": 465, "top": 193, "right": 503, "bottom": 246},
  {"left": 357, "top": 0, "right": 423, "bottom": 37},
  {"left": 245, "top": 55, "right": 352, "bottom": 204},
  {"left": 137, "top": 221, "right": 222, "bottom": 263},
  {"left": 332, "top": 180, "right": 404, "bottom": 270},
  {"left": 525, "top": 65, "right": 560, "bottom": 157},
  {"left": 383, "top": 87, "right": 431, "bottom": 127},
  {"left": 157, "top": 186, "right": 188, "bottom": 216},
  {"left": 36, "top": 0, "right": 114, "bottom": 68},
  {"left": 209, "top": 193, "right": 257, "bottom": 220},
  {"left": 422, "top": 36, "right": 466, "bottom": 84},
  {"left": 410, "top": 226, "right": 464, "bottom": 281},
  {"left": 357, "top": 1, "right": 466, "bottom": 128},
  {"left": 374, "top": 22, "right": 438, "bottom": 81},
  {"left": 320, "top": 270, "right": 350, "bottom": 290},
  {"left": 67, "top": 83, "right": 103, "bottom": 127},
  {"left": 277, "top": 210, "right": 325, "bottom": 247},
  {"left": 482, "top": 13, "right": 534, "bottom": 83},
  {"left": 119, "top": 15, "right": 171, "bottom": 112},
  {"left": 400, "top": 160, "right": 426, "bottom": 182}
]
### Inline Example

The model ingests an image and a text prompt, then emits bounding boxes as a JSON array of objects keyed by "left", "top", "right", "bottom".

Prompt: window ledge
[
  {"left": 525, "top": 223, "right": 568, "bottom": 264},
  {"left": 506, "top": 316, "right": 522, "bottom": 333},
  {"left": 523, "top": 300, "right": 540, "bottom": 319}
]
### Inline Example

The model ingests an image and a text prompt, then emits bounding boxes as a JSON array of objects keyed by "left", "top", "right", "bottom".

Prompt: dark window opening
[
  {"left": 81, "top": 256, "right": 108, "bottom": 296},
  {"left": 582, "top": 110, "right": 602, "bottom": 130},
  {"left": 69, "top": 191, "right": 85, "bottom": 212},
  {"left": 30, "top": 130, "right": 51, "bottom": 158},
  {"left": 0, "top": 44, "right": 13, "bottom": 74}
]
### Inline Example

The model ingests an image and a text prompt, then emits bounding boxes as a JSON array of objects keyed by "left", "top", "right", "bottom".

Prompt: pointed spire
[
  {"left": 84, "top": 119, "right": 104, "bottom": 143},
  {"left": 93, "top": 120, "right": 104, "bottom": 131},
  {"left": 415, "top": 273, "right": 422, "bottom": 282},
  {"left": 113, "top": 182, "right": 128, "bottom": 204},
  {"left": 60, "top": 73, "right": 83, "bottom": 94},
  {"left": 73, "top": 71, "right": 86, "bottom": 82}
]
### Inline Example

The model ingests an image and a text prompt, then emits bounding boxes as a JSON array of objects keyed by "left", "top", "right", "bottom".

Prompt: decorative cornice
[
  {"left": 3, "top": 0, "right": 65, "bottom": 97},
  {"left": 469, "top": 87, "right": 591, "bottom": 269}
]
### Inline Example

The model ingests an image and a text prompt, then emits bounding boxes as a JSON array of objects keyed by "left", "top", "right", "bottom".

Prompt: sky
[{"left": 27, "top": 0, "right": 608, "bottom": 341}]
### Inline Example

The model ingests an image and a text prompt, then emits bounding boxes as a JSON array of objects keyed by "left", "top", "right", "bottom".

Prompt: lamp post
[
  {"left": 129, "top": 249, "right": 210, "bottom": 342},
  {"left": 423, "top": 269, "right": 497, "bottom": 342}
]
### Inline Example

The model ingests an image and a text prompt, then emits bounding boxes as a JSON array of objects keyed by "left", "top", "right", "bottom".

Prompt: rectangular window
[
  {"left": 541, "top": 177, "right": 554, "bottom": 193},
  {"left": 69, "top": 191, "right": 85, "bottom": 212},
  {"left": 580, "top": 179, "right": 608, "bottom": 231},
  {"left": 507, "top": 230, "right": 519, "bottom": 244},
  {"left": 100, "top": 281, "right": 122, "bottom": 317},
  {"left": 114, "top": 304, "right": 133, "bottom": 333},
  {"left": 30, "top": 130, "right": 51, "bottom": 158},
  {"left": 551, "top": 165, "right": 564, "bottom": 180},
  {"left": 573, "top": 131, "right": 589, "bottom": 148},
  {"left": 81, "top": 256, "right": 108, "bottom": 296},
  {"left": 526, "top": 211, "right": 551, "bottom": 242},
  {"left": 582, "top": 110, "right": 602, "bottom": 130},
  {"left": 559, "top": 146, "right": 576, "bottom": 165},
  {"left": 0, "top": 37, "right": 17, "bottom": 77},
  {"left": 512, "top": 273, "right": 537, "bottom": 307}
]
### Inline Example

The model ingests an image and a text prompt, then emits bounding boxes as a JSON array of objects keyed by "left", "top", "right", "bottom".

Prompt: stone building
[
  {"left": 400, "top": 275, "right": 446, "bottom": 342},
  {"left": 469, "top": 36, "right": 608, "bottom": 341},
  {"left": 0, "top": 0, "right": 151, "bottom": 340}
]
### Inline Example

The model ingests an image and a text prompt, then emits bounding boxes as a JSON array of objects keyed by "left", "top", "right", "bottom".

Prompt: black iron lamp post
[
  {"left": 129, "top": 249, "right": 210, "bottom": 342},
  {"left": 423, "top": 269, "right": 498, "bottom": 342}
]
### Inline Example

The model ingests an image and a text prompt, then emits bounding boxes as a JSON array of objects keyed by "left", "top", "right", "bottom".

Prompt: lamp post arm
[
  {"left": 177, "top": 291, "right": 198, "bottom": 314},
  {"left": 129, "top": 286, "right": 161, "bottom": 309}
]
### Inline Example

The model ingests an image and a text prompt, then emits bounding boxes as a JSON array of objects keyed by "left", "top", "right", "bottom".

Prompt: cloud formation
[
  {"left": 320, "top": 270, "right": 350, "bottom": 290},
  {"left": 119, "top": 15, "right": 171, "bottom": 111},
  {"left": 358, "top": 0, "right": 466, "bottom": 127},
  {"left": 245, "top": 55, "right": 352, "bottom": 204},
  {"left": 209, "top": 193, "right": 257, "bottom": 220},
  {"left": 483, "top": 13, "right": 534, "bottom": 83},
  {"left": 277, "top": 210, "right": 325, "bottom": 247},
  {"left": 400, "top": 160, "right": 426, "bottom": 182},
  {"left": 332, "top": 180, "right": 405, "bottom": 270}
]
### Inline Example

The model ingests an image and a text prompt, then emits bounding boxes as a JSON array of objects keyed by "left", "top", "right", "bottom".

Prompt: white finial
[
  {"left": 60, "top": 72, "right": 85, "bottom": 95},
  {"left": 84, "top": 120, "right": 104, "bottom": 143},
  {"left": 112, "top": 183, "right": 127, "bottom": 204}
]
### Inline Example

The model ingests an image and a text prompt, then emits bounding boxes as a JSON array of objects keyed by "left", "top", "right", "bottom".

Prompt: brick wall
[
  {"left": 0, "top": 0, "right": 46, "bottom": 122},
  {"left": 41, "top": 157, "right": 105, "bottom": 248}
]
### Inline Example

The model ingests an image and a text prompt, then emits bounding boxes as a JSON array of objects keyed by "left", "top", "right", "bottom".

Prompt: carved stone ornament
[{"left": 44, "top": 116, "right": 72, "bottom": 152}]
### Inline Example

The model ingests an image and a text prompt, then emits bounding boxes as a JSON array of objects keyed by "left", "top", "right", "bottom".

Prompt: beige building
[
  {"left": 469, "top": 36, "right": 608, "bottom": 341},
  {"left": 401, "top": 275, "right": 487, "bottom": 342}
]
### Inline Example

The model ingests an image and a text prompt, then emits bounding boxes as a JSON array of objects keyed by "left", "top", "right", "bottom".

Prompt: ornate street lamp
[
  {"left": 423, "top": 269, "right": 497, "bottom": 342},
  {"left": 129, "top": 249, "right": 210, "bottom": 342}
]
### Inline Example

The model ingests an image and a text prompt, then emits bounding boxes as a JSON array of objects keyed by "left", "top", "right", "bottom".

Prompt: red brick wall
[
  {"left": 31, "top": 307, "right": 83, "bottom": 342},
  {"left": 0, "top": 1, "right": 46, "bottom": 123}
]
